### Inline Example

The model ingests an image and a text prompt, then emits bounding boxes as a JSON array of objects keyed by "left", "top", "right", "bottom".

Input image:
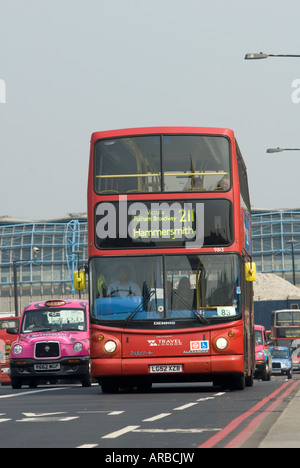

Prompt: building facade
[
  {"left": 252, "top": 208, "right": 300, "bottom": 286},
  {"left": 0, "top": 215, "right": 88, "bottom": 314}
]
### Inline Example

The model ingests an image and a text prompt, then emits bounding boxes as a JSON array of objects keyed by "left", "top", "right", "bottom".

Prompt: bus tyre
[
  {"left": 11, "top": 377, "right": 22, "bottom": 389},
  {"left": 245, "top": 373, "right": 254, "bottom": 387},
  {"left": 101, "top": 379, "right": 119, "bottom": 394},
  {"left": 229, "top": 375, "right": 245, "bottom": 391}
]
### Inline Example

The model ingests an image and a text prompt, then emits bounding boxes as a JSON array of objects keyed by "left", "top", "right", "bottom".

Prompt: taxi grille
[
  {"left": 35, "top": 342, "right": 60, "bottom": 359},
  {"left": 272, "top": 362, "right": 281, "bottom": 369}
]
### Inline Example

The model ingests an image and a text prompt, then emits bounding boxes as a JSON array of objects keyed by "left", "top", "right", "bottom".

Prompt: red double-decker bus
[
  {"left": 78, "top": 127, "right": 256, "bottom": 392},
  {"left": 271, "top": 308, "right": 300, "bottom": 347}
]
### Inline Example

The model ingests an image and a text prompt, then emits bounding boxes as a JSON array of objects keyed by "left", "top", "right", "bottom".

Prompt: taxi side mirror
[
  {"left": 73, "top": 270, "right": 86, "bottom": 290},
  {"left": 245, "top": 262, "right": 257, "bottom": 282}
]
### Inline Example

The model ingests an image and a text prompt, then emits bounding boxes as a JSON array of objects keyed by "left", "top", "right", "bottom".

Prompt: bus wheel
[
  {"left": 11, "top": 377, "right": 22, "bottom": 389},
  {"left": 101, "top": 379, "right": 119, "bottom": 394},
  {"left": 136, "top": 381, "right": 152, "bottom": 393},
  {"left": 245, "top": 373, "right": 254, "bottom": 387},
  {"left": 229, "top": 375, "right": 245, "bottom": 391}
]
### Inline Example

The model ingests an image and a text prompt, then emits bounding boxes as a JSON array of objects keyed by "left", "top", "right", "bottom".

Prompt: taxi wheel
[
  {"left": 11, "top": 377, "right": 22, "bottom": 389},
  {"left": 262, "top": 364, "right": 270, "bottom": 381}
]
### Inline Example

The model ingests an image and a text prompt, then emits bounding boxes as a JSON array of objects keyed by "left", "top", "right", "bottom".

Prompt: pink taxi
[{"left": 8, "top": 299, "right": 90, "bottom": 389}]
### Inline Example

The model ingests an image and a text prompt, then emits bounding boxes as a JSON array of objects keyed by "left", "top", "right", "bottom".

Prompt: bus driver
[{"left": 107, "top": 266, "right": 142, "bottom": 297}]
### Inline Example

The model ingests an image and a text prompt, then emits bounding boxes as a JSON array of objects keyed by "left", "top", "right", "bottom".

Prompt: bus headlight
[
  {"left": 73, "top": 342, "right": 83, "bottom": 353},
  {"left": 13, "top": 344, "right": 23, "bottom": 355},
  {"left": 104, "top": 340, "right": 117, "bottom": 354},
  {"left": 215, "top": 337, "right": 228, "bottom": 350}
]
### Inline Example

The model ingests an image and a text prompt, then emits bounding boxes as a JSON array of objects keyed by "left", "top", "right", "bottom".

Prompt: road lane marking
[
  {"left": 17, "top": 416, "right": 79, "bottom": 422},
  {"left": 143, "top": 413, "right": 171, "bottom": 422},
  {"left": 225, "top": 381, "right": 299, "bottom": 448},
  {"left": 23, "top": 412, "right": 66, "bottom": 417},
  {"left": 0, "top": 387, "right": 68, "bottom": 399},
  {"left": 173, "top": 402, "right": 198, "bottom": 411},
  {"left": 77, "top": 444, "right": 98, "bottom": 448},
  {"left": 102, "top": 425, "right": 140, "bottom": 439},
  {"left": 77, "top": 410, "right": 125, "bottom": 416},
  {"left": 197, "top": 397, "right": 215, "bottom": 402},
  {"left": 133, "top": 428, "right": 221, "bottom": 434},
  {"left": 199, "top": 381, "right": 293, "bottom": 448}
]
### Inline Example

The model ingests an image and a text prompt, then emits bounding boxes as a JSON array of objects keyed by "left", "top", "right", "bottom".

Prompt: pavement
[{"left": 259, "top": 384, "right": 300, "bottom": 448}]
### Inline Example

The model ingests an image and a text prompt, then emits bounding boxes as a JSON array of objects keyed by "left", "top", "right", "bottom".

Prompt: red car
[{"left": 0, "top": 316, "right": 20, "bottom": 385}]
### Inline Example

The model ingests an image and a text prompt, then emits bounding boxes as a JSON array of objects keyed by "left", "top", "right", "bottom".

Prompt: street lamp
[
  {"left": 287, "top": 240, "right": 298, "bottom": 286},
  {"left": 245, "top": 52, "right": 300, "bottom": 60},
  {"left": 12, "top": 247, "right": 40, "bottom": 316},
  {"left": 267, "top": 147, "right": 300, "bottom": 153}
]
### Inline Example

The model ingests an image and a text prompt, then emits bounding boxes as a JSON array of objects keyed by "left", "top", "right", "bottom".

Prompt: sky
[{"left": 1, "top": 0, "right": 300, "bottom": 220}]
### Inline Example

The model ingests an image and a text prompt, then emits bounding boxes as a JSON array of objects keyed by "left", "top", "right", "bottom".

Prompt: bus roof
[{"left": 91, "top": 126, "right": 235, "bottom": 142}]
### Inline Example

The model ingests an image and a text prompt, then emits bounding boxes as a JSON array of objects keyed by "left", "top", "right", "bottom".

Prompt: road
[{"left": 0, "top": 376, "right": 298, "bottom": 449}]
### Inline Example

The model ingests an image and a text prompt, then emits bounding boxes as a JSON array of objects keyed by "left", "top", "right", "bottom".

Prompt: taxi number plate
[
  {"left": 34, "top": 363, "right": 60, "bottom": 371},
  {"left": 150, "top": 365, "right": 183, "bottom": 374}
]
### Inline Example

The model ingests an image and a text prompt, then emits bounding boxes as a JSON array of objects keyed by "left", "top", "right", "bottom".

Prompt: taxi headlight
[
  {"left": 104, "top": 340, "right": 117, "bottom": 354},
  {"left": 215, "top": 337, "right": 228, "bottom": 350},
  {"left": 73, "top": 342, "right": 83, "bottom": 353},
  {"left": 13, "top": 344, "right": 23, "bottom": 355}
]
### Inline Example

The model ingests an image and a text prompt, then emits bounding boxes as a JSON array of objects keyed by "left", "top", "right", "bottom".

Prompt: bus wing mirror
[
  {"left": 6, "top": 327, "right": 19, "bottom": 335},
  {"left": 245, "top": 262, "right": 257, "bottom": 282},
  {"left": 73, "top": 270, "right": 86, "bottom": 290}
]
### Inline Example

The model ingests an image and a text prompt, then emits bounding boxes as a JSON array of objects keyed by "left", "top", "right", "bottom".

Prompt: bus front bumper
[{"left": 91, "top": 355, "right": 245, "bottom": 381}]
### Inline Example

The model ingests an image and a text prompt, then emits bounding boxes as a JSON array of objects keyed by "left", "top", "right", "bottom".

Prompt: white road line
[
  {"left": 197, "top": 397, "right": 215, "bottom": 402},
  {"left": 143, "top": 413, "right": 172, "bottom": 422},
  {"left": 23, "top": 412, "right": 66, "bottom": 417},
  {"left": 0, "top": 418, "right": 11, "bottom": 423},
  {"left": 16, "top": 416, "right": 79, "bottom": 423},
  {"left": 77, "top": 444, "right": 99, "bottom": 449},
  {"left": 133, "top": 428, "right": 221, "bottom": 434},
  {"left": 0, "top": 387, "right": 68, "bottom": 399},
  {"left": 77, "top": 410, "right": 124, "bottom": 415},
  {"left": 102, "top": 425, "right": 140, "bottom": 439},
  {"left": 173, "top": 402, "right": 199, "bottom": 411},
  {"left": 214, "top": 392, "right": 226, "bottom": 396}
]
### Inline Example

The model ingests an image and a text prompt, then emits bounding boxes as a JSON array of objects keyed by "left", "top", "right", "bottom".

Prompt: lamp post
[
  {"left": 245, "top": 52, "right": 300, "bottom": 60},
  {"left": 12, "top": 247, "right": 40, "bottom": 316},
  {"left": 287, "top": 240, "right": 297, "bottom": 286}
]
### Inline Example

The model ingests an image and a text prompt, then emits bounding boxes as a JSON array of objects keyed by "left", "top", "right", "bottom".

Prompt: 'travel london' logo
[{"left": 95, "top": 196, "right": 204, "bottom": 248}]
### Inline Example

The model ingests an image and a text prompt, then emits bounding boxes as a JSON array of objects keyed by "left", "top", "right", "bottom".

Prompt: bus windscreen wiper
[
  {"left": 172, "top": 291, "right": 208, "bottom": 324},
  {"left": 123, "top": 290, "right": 156, "bottom": 325}
]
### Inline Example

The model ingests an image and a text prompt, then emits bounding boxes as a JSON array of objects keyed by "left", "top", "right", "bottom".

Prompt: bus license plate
[
  {"left": 150, "top": 365, "right": 183, "bottom": 374},
  {"left": 34, "top": 363, "right": 60, "bottom": 371}
]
